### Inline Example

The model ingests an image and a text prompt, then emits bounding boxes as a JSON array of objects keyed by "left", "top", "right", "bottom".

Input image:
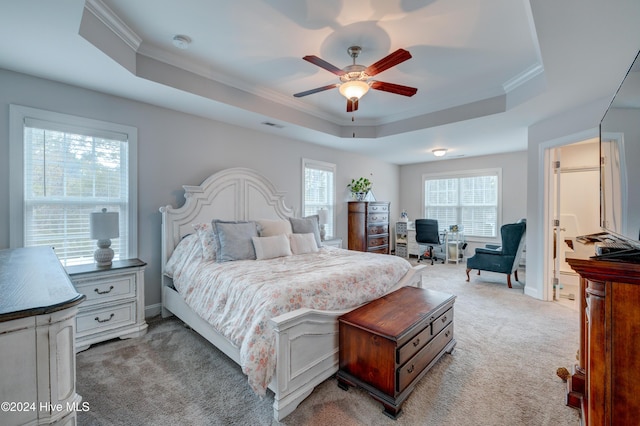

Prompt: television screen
[{"left": 600, "top": 50, "right": 640, "bottom": 253}]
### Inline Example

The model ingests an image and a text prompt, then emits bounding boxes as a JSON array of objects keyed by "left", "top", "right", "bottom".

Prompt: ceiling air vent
[{"left": 261, "top": 121, "right": 284, "bottom": 129}]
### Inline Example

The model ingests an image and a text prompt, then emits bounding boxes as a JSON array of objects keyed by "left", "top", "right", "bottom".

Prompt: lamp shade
[
  {"left": 339, "top": 80, "right": 370, "bottom": 100},
  {"left": 317, "top": 209, "right": 330, "bottom": 225},
  {"left": 90, "top": 208, "right": 119, "bottom": 240}
]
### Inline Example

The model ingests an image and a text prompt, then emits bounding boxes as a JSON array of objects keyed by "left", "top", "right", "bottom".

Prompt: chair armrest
[
  {"left": 485, "top": 244, "right": 501, "bottom": 250},
  {"left": 475, "top": 247, "right": 502, "bottom": 255}
]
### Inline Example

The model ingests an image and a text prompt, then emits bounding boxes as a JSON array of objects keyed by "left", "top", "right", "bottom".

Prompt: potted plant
[{"left": 347, "top": 177, "right": 372, "bottom": 201}]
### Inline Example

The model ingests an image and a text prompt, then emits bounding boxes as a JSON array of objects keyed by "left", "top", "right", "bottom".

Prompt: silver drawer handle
[
  {"left": 413, "top": 338, "right": 420, "bottom": 347},
  {"left": 441, "top": 316, "right": 447, "bottom": 323},
  {"left": 95, "top": 313, "right": 115, "bottom": 323},
  {"left": 407, "top": 364, "right": 415, "bottom": 374},
  {"left": 94, "top": 286, "right": 114, "bottom": 295},
  {"left": 445, "top": 330, "right": 451, "bottom": 338}
]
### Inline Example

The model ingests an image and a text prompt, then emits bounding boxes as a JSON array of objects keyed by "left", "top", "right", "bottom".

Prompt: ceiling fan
[{"left": 293, "top": 46, "right": 418, "bottom": 112}]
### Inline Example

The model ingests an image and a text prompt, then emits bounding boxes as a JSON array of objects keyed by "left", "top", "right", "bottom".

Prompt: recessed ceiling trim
[
  {"left": 86, "top": 0, "right": 142, "bottom": 51},
  {"left": 503, "top": 63, "right": 544, "bottom": 93}
]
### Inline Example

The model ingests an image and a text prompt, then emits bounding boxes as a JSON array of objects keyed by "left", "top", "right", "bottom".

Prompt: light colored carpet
[{"left": 76, "top": 263, "right": 581, "bottom": 425}]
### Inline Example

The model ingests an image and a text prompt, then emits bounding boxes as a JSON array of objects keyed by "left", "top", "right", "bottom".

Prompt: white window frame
[
  {"left": 9, "top": 105, "right": 138, "bottom": 264},
  {"left": 302, "top": 158, "right": 336, "bottom": 239},
  {"left": 422, "top": 168, "right": 502, "bottom": 241}
]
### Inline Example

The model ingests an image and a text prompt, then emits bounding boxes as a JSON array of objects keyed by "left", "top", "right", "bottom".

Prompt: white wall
[
  {"left": 0, "top": 68, "right": 400, "bottom": 314},
  {"left": 399, "top": 150, "right": 528, "bottom": 252}
]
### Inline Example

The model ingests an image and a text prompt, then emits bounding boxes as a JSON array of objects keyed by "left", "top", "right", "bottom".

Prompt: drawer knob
[
  {"left": 445, "top": 330, "right": 451, "bottom": 338},
  {"left": 95, "top": 313, "right": 115, "bottom": 323},
  {"left": 407, "top": 364, "right": 415, "bottom": 374},
  {"left": 413, "top": 338, "right": 420, "bottom": 347},
  {"left": 94, "top": 285, "right": 114, "bottom": 295},
  {"left": 441, "top": 316, "right": 447, "bottom": 323}
]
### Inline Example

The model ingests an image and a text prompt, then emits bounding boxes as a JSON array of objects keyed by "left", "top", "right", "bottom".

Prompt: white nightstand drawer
[
  {"left": 76, "top": 301, "right": 136, "bottom": 337},
  {"left": 73, "top": 274, "right": 136, "bottom": 306}
]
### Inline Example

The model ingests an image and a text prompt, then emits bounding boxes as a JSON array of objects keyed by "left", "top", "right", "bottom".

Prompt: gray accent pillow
[
  {"left": 289, "top": 215, "right": 321, "bottom": 248},
  {"left": 212, "top": 220, "right": 259, "bottom": 262}
]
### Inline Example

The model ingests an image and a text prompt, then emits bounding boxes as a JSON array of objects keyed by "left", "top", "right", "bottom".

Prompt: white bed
[{"left": 159, "top": 167, "right": 424, "bottom": 421}]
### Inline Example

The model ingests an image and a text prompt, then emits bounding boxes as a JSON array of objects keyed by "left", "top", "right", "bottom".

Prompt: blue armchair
[{"left": 465, "top": 221, "right": 526, "bottom": 288}]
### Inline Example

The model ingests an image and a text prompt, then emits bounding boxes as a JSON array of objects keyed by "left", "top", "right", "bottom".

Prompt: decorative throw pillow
[
  {"left": 252, "top": 234, "right": 292, "bottom": 260},
  {"left": 192, "top": 223, "right": 217, "bottom": 261},
  {"left": 289, "top": 215, "right": 321, "bottom": 248},
  {"left": 289, "top": 233, "right": 319, "bottom": 255},
  {"left": 212, "top": 220, "right": 259, "bottom": 262},
  {"left": 257, "top": 218, "right": 293, "bottom": 237}
]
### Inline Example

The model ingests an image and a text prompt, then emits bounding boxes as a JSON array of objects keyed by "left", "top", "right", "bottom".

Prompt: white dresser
[
  {"left": 66, "top": 259, "right": 148, "bottom": 352},
  {"left": 0, "top": 247, "right": 85, "bottom": 426}
]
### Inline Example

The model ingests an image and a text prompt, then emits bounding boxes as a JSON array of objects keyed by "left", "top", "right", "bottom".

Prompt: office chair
[{"left": 415, "top": 219, "right": 444, "bottom": 265}]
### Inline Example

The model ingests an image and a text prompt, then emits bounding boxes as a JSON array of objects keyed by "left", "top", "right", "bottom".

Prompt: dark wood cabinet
[
  {"left": 337, "top": 286, "right": 456, "bottom": 418},
  {"left": 348, "top": 201, "right": 390, "bottom": 254},
  {"left": 566, "top": 253, "right": 640, "bottom": 426}
]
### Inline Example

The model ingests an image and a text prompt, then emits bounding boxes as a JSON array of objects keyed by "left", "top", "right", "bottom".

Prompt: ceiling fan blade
[
  {"left": 303, "top": 55, "right": 346, "bottom": 76},
  {"left": 293, "top": 83, "right": 340, "bottom": 97},
  {"left": 346, "top": 98, "right": 359, "bottom": 112},
  {"left": 365, "top": 49, "right": 412, "bottom": 76},
  {"left": 370, "top": 81, "right": 417, "bottom": 97}
]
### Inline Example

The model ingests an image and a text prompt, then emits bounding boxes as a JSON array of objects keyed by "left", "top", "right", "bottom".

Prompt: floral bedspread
[{"left": 170, "top": 244, "right": 411, "bottom": 395}]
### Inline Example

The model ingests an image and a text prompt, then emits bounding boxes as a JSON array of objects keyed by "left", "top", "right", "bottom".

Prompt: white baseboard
[{"left": 145, "top": 303, "right": 162, "bottom": 319}]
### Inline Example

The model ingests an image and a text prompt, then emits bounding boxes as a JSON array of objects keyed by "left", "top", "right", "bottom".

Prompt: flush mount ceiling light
[
  {"left": 172, "top": 35, "right": 191, "bottom": 49},
  {"left": 432, "top": 148, "right": 448, "bottom": 157}
]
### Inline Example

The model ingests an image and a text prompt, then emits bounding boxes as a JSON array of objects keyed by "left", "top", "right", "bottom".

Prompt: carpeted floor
[{"left": 76, "top": 263, "right": 581, "bottom": 425}]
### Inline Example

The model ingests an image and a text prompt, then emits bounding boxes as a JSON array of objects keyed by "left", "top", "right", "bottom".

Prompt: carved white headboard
[{"left": 159, "top": 167, "right": 295, "bottom": 272}]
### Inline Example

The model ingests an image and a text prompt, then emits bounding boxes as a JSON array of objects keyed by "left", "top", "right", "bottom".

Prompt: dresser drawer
[
  {"left": 368, "top": 203, "right": 389, "bottom": 214},
  {"left": 397, "top": 322, "right": 454, "bottom": 392},
  {"left": 368, "top": 223, "right": 389, "bottom": 235},
  {"left": 397, "top": 321, "right": 432, "bottom": 365},
  {"left": 368, "top": 245, "right": 389, "bottom": 254},
  {"left": 368, "top": 213, "right": 389, "bottom": 224},
  {"left": 76, "top": 301, "right": 137, "bottom": 337},
  {"left": 368, "top": 235, "right": 389, "bottom": 248},
  {"left": 432, "top": 308, "right": 453, "bottom": 337},
  {"left": 72, "top": 273, "right": 136, "bottom": 307}
]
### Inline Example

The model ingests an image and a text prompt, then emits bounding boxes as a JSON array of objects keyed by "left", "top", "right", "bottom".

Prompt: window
[
  {"left": 10, "top": 105, "right": 137, "bottom": 266},
  {"left": 302, "top": 159, "right": 336, "bottom": 239},
  {"left": 423, "top": 169, "right": 501, "bottom": 238}
]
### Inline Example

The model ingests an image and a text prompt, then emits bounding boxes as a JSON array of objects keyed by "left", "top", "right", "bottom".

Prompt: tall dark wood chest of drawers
[
  {"left": 348, "top": 201, "right": 390, "bottom": 254},
  {"left": 337, "top": 286, "right": 456, "bottom": 418}
]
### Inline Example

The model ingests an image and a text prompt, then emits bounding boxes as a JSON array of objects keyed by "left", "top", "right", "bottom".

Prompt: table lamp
[
  {"left": 317, "top": 209, "right": 329, "bottom": 242},
  {"left": 90, "top": 208, "right": 119, "bottom": 266}
]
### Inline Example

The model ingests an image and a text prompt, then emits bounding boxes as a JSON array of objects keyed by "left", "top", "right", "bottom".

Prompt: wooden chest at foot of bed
[{"left": 337, "top": 286, "right": 456, "bottom": 419}]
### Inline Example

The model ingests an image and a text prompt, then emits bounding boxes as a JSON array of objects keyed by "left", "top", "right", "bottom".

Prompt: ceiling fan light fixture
[
  {"left": 339, "top": 80, "right": 370, "bottom": 101},
  {"left": 432, "top": 148, "right": 448, "bottom": 157}
]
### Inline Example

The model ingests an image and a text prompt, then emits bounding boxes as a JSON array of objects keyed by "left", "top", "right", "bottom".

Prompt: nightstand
[
  {"left": 322, "top": 237, "right": 343, "bottom": 248},
  {"left": 66, "top": 259, "right": 148, "bottom": 352}
]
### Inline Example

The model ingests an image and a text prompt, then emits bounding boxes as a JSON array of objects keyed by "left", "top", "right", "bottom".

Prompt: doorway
[{"left": 547, "top": 139, "right": 600, "bottom": 309}]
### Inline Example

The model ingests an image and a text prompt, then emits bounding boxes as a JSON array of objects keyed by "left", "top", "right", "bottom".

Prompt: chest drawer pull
[
  {"left": 407, "top": 364, "right": 415, "bottom": 374},
  {"left": 95, "top": 313, "right": 115, "bottom": 323},
  {"left": 94, "top": 285, "right": 114, "bottom": 295},
  {"left": 413, "top": 338, "right": 421, "bottom": 347},
  {"left": 441, "top": 315, "right": 447, "bottom": 323}
]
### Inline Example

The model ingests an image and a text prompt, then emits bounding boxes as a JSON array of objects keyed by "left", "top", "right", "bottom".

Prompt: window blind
[
  {"left": 303, "top": 160, "right": 336, "bottom": 238},
  {"left": 23, "top": 124, "right": 130, "bottom": 266},
  {"left": 424, "top": 170, "right": 500, "bottom": 238}
]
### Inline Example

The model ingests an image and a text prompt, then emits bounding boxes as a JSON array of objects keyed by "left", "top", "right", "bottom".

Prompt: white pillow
[
  {"left": 257, "top": 219, "right": 293, "bottom": 237},
  {"left": 289, "top": 233, "right": 319, "bottom": 255},
  {"left": 252, "top": 234, "right": 292, "bottom": 260}
]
